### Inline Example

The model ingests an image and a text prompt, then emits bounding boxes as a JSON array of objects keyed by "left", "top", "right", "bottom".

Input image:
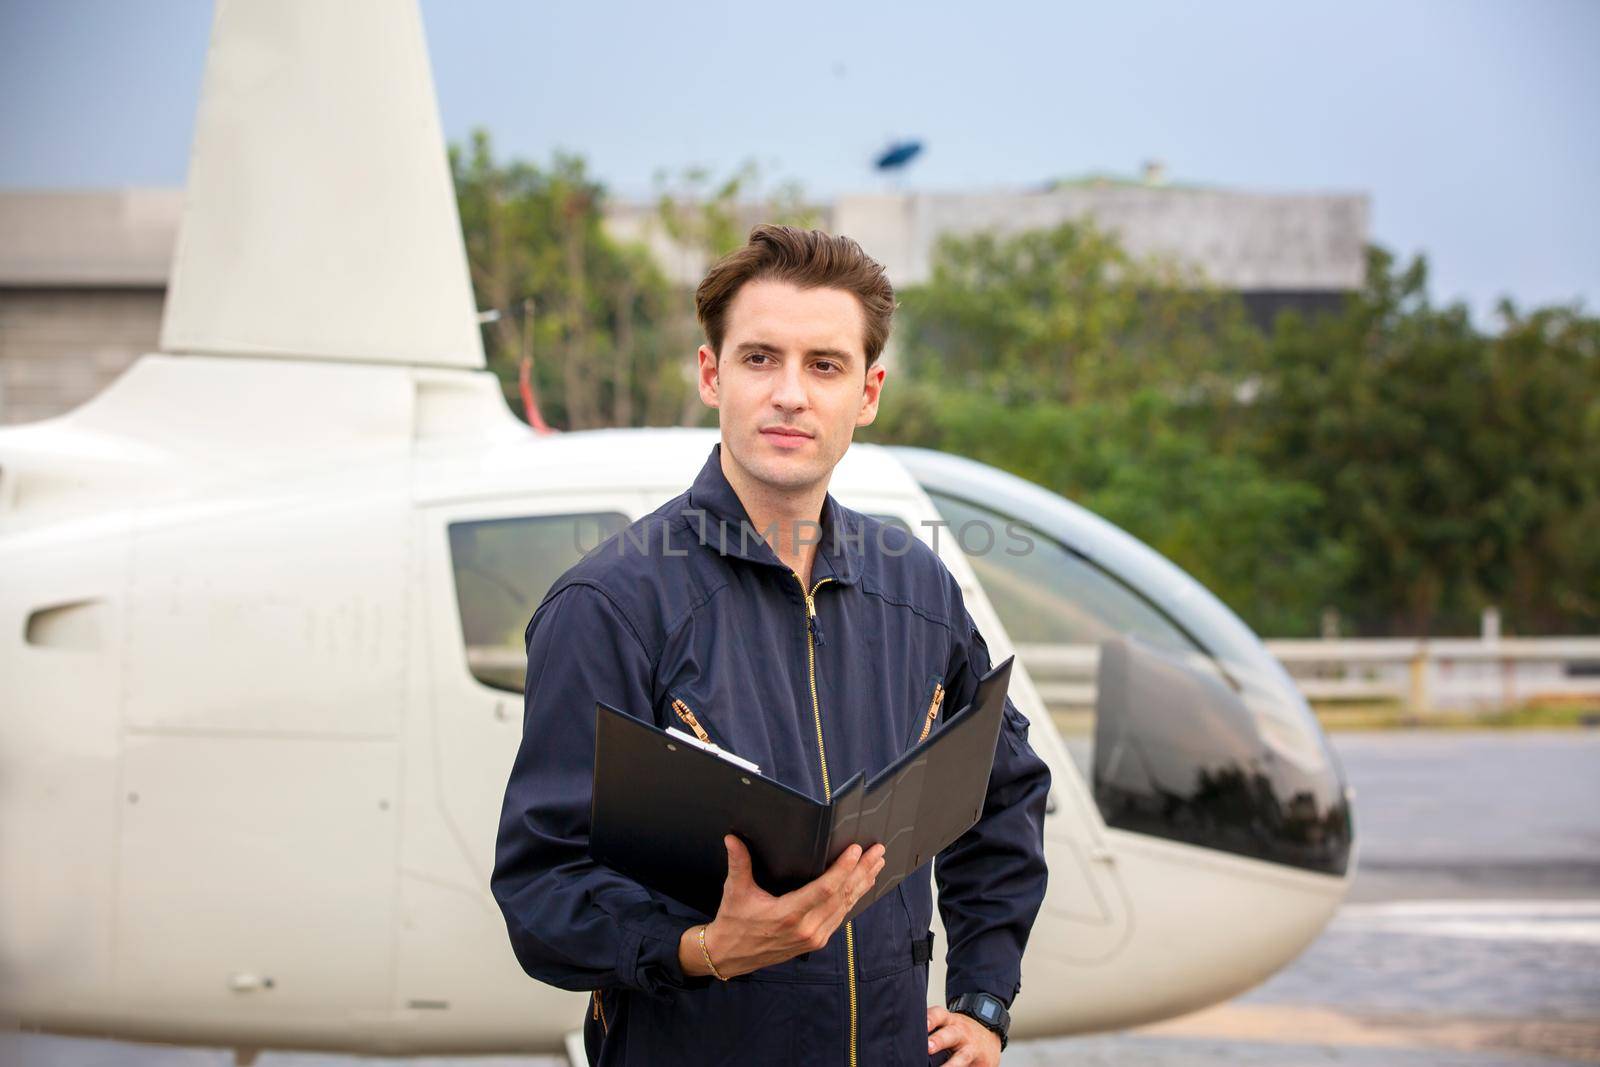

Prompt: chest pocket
[{"left": 905, "top": 672, "right": 946, "bottom": 749}]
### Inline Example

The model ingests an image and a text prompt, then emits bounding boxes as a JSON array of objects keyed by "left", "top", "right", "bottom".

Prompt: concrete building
[
  {"left": 0, "top": 190, "right": 182, "bottom": 425},
  {"left": 831, "top": 182, "right": 1368, "bottom": 329},
  {"left": 611, "top": 179, "right": 1370, "bottom": 333},
  {"left": 1, "top": 180, "right": 1368, "bottom": 425}
]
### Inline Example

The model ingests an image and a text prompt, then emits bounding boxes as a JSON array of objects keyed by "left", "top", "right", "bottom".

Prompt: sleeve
[
  {"left": 933, "top": 594, "right": 1052, "bottom": 1008},
  {"left": 490, "top": 581, "right": 714, "bottom": 998}
]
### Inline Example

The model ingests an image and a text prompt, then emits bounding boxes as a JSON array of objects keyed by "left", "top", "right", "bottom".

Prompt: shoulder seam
[
  {"left": 544, "top": 579, "right": 652, "bottom": 660},
  {"left": 662, "top": 578, "right": 730, "bottom": 643}
]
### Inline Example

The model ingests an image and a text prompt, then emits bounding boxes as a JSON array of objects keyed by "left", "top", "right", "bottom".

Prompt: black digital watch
[{"left": 947, "top": 991, "right": 1010, "bottom": 1050}]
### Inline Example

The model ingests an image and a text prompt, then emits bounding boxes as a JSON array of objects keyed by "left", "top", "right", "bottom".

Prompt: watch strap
[{"left": 947, "top": 991, "right": 1010, "bottom": 1050}]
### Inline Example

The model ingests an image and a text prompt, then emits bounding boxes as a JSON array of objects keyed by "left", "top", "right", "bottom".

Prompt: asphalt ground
[{"left": 8, "top": 729, "right": 1599, "bottom": 1065}]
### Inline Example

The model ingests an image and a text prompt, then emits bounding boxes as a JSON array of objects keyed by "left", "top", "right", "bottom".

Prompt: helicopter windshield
[{"left": 892, "top": 447, "right": 1352, "bottom": 876}]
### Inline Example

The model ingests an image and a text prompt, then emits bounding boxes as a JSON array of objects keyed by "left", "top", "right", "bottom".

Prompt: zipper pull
[
  {"left": 806, "top": 594, "right": 826, "bottom": 646},
  {"left": 672, "top": 698, "right": 712, "bottom": 744},
  {"left": 917, "top": 683, "right": 945, "bottom": 743}
]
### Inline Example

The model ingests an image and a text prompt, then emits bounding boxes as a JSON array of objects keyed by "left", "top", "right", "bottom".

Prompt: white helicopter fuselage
[
  {"left": 0, "top": 353, "right": 1349, "bottom": 1054},
  {"left": 0, "top": 0, "right": 1352, "bottom": 1053}
]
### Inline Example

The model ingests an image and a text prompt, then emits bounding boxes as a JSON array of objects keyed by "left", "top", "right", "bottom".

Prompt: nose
[{"left": 770, "top": 359, "right": 809, "bottom": 413}]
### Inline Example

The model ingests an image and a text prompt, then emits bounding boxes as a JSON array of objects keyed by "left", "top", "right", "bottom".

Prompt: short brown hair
[{"left": 694, "top": 224, "right": 896, "bottom": 368}]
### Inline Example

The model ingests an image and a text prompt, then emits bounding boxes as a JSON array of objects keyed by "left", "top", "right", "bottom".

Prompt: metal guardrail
[
  {"left": 1017, "top": 637, "right": 1600, "bottom": 713},
  {"left": 472, "top": 636, "right": 1600, "bottom": 714}
]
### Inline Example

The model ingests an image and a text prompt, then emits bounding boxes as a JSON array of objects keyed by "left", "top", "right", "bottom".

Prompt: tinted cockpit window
[
  {"left": 923, "top": 489, "right": 1351, "bottom": 876},
  {"left": 447, "top": 512, "right": 629, "bottom": 693},
  {"left": 924, "top": 491, "right": 1224, "bottom": 759}
]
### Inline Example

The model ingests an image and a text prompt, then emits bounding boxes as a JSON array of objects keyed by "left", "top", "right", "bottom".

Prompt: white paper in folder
[{"left": 664, "top": 727, "right": 762, "bottom": 774}]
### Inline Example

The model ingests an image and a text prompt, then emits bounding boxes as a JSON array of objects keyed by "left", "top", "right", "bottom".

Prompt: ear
[
  {"left": 855, "top": 363, "right": 886, "bottom": 427},
  {"left": 696, "top": 344, "right": 720, "bottom": 408}
]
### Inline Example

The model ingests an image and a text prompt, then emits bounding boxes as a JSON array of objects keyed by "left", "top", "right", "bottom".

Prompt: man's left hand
[{"left": 926, "top": 1005, "right": 1001, "bottom": 1066}]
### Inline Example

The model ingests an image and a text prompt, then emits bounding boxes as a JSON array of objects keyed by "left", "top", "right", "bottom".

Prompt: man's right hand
[{"left": 679, "top": 834, "right": 887, "bottom": 980}]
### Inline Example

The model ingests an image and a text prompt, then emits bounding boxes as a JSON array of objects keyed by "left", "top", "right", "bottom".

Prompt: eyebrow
[{"left": 732, "top": 340, "right": 857, "bottom": 365}]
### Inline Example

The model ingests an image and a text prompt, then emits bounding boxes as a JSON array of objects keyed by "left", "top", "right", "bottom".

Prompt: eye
[
  {"left": 814, "top": 360, "right": 840, "bottom": 373},
  {"left": 746, "top": 352, "right": 774, "bottom": 366}
]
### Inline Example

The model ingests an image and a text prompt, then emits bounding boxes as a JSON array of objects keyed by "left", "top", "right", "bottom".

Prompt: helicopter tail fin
[{"left": 159, "top": 0, "right": 484, "bottom": 371}]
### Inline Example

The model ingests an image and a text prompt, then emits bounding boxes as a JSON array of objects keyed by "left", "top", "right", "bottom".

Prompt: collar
[{"left": 684, "top": 441, "right": 863, "bottom": 587}]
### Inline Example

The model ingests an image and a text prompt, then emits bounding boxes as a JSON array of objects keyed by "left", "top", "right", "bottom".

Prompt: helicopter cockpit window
[
  {"left": 447, "top": 512, "right": 629, "bottom": 693},
  {"left": 920, "top": 492, "right": 1220, "bottom": 762},
  {"left": 922, "top": 489, "right": 1351, "bottom": 876}
]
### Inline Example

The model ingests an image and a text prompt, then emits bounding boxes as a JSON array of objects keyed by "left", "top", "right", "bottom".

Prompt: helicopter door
[{"left": 398, "top": 495, "right": 640, "bottom": 1017}]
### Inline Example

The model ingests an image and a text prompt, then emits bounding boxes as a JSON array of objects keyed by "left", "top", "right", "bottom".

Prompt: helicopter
[{"left": 0, "top": 0, "right": 1353, "bottom": 1061}]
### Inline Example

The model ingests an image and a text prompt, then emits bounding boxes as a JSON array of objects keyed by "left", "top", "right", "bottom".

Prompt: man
[{"left": 492, "top": 225, "right": 1050, "bottom": 1066}]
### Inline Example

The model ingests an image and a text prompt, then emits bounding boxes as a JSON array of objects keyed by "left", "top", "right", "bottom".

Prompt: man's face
[{"left": 698, "top": 278, "right": 886, "bottom": 494}]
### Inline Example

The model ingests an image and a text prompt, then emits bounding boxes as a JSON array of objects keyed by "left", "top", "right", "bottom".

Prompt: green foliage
[
  {"left": 452, "top": 133, "right": 828, "bottom": 431},
  {"left": 1248, "top": 248, "right": 1600, "bottom": 634},
  {"left": 896, "top": 219, "right": 1261, "bottom": 407},
  {"left": 450, "top": 142, "right": 1597, "bottom": 637},
  {"left": 1249, "top": 248, "right": 1490, "bottom": 633},
  {"left": 875, "top": 219, "right": 1339, "bottom": 634},
  {"left": 452, "top": 130, "right": 692, "bottom": 429},
  {"left": 866, "top": 382, "right": 1352, "bottom": 636},
  {"left": 653, "top": 162, "right": 820, "bottom": 261},
  {"left": 874, "top": 220, "right": 1598, "bottom": 637},
  {"left": 1485, "top": 303, "right": 1600, "bottom": 629}
]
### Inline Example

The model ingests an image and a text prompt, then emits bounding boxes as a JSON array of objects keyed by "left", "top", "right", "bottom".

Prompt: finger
[
  {"left": 798, "top": 843, "right": 881, "bottom": 932},
  {"left": 948, "top": 1048, "right": 977, "bottom": 1067},
  {"left": 723, "top": 834, "right": 755, "bottom": 888},
  {"left": 817, "top": 871, "right": 866, "bottom": 934},
  {"left": 846, "top": 843, "right": 883, "bottom": 887},
  {"left": 927, "top": 1006, "right": 950, "bottom": 1032},
  {"left": 927, "top": 1020, "right": 964, "bottom": 1054},
  {"left": 865, "top": 849, "right": 887, "bottom": 886},
  {"left": 836, "top": 870, "right": 874, "bottom": 919},
  {"left": 842, "top": 847, "right": 889, "bottom": 912},
  {"left": 826, "top": 842, "right": 865, "bottom": 876},
  {"left": 848, "top": 851, "right": 884, "bottom": 902},
  {"left": 786, "top": 843, "right": 862, "bottom": 912}
]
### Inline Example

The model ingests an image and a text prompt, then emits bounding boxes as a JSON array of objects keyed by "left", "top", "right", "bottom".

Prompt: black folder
[{"left": 589, "top": 655, "right": 1015, "bottom": 921}]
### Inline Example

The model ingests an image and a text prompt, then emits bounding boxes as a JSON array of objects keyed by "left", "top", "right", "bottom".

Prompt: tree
[
  {"left": 895, "top": 220, "right": 1262, "bottom": 409},
  {"left": 866, "top": 382, "right": 1351, "bottom": 636},
  {"left": 1250, "top": 248, "right": 1600, "bottom": 635},
  {"left": 1475, "top": 301, "right": 1600, "bottom": 631},
  {"left": 450, "top": 140, "right": 1600, "bottom": 637},
  {"left": 869, "top": 218, "right": 1343, "bottom": 635},
  {"left": 452, "top": 130, "right": 692, "bottom": 430}
]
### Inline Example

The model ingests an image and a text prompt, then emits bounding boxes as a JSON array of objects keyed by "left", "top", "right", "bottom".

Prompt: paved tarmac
[
  {"left": 1015, "top": 729, "right": 1600, "bottom": 1065},
  {"left": 8, "top": 729, "right": 1599, "bottom": 1065}
]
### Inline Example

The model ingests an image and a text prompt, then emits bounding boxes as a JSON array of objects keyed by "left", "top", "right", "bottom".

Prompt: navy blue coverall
[{"left": 492, "top": 442, "right": 1051, "bottom": 1066}]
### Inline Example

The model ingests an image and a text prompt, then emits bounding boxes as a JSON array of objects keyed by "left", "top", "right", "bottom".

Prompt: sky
[{"left": 1, "top": 0, "right": 1596, "bottom": 324}]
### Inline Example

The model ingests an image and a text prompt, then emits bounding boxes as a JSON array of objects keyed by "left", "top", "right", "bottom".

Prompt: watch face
[{"left": 979, "top": 1000, "right": 1000, "bottom": 1022}]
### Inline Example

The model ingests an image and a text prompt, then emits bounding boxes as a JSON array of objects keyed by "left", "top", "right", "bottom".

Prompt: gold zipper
[
  {"left": 794, "top": 569, "right": 856, "bottom": 1067},
  {"left": 591, "top": 989, "right": 609, "bottom": 1034},
  {"left": 670, "top": 697, "right": 711, "bottom": 744},
  {"left": 917, "top": 682, "right": 946, "bottom": 744}
]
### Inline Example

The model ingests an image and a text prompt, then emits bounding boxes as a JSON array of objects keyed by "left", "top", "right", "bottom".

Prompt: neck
[{"left": 719, "top": 445, "right": 829, "bottom": 586}]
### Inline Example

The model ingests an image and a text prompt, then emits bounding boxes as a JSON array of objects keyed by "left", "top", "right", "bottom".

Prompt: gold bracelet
[{"left": 697, "top": 924, "right": 727, "bottom": 981}]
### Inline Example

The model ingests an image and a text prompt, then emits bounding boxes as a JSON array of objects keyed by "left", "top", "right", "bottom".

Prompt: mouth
[{"left": 760, "top": 427, "right": 814, "bottom": 441}]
